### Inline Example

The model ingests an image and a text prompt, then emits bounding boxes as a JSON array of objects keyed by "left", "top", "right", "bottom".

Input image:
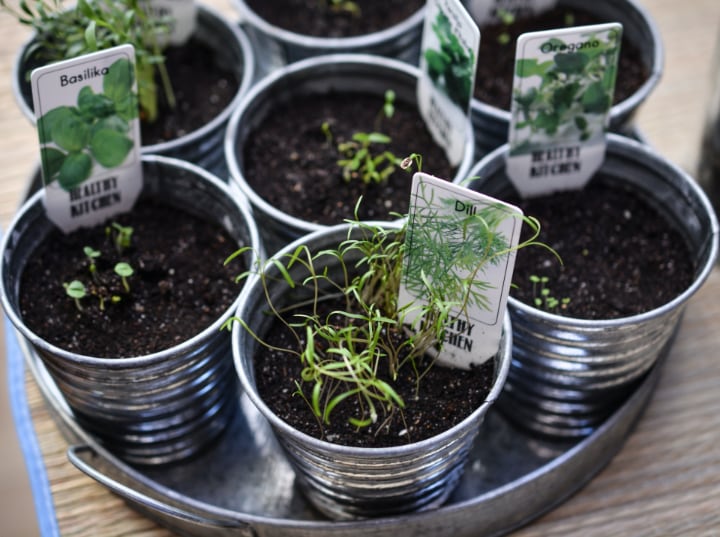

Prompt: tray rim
[{"left": 16, "top": 324, "right": 663, "bottom": 536}]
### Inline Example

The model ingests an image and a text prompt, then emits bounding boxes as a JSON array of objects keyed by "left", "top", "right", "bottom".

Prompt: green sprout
[
  {"left": 496, "top": 8, "right": 516, "bottom": 45},
  {"left": 529, "top": 275, "right": 570, "bottom": 312},
  {"left": 375, "top": 89, "right": 396, "bottom": 130},
  {"left": 114, "top": 262, "right": 134, "bottom": 292},
  {"left": 321, "top": 121, "right": 334, "bottom": 145},
  {"left": 109, "top": 222, "right": 133, "bottom": 254},
  {"left": 83, "top": 245, "right": 101, "bottom": 281},
  {"left": 64, "top": 280, "right": 87, "bottom": 311},
  {"left": 320, "top": 0, "right": 360, "bottom": 17},
  {"left": 337, "top": 132, "right": 399, "bottom": 184}
]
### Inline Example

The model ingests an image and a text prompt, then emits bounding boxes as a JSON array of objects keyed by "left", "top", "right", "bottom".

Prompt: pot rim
[
  {"left": 469, "top": 133, "right": 719, "bottom": 327},
  {"left": 0, "top": 154, "right": 261, "bottom": 366},
  {"left": 233, "top": 0, "right": 426, "bottom": 49},
  {"left": 232, "top": 220, "right": 512, "bottom": 456},
  {"left": 225, "top": 52, "right": 476, "bottom": 236},
  {"left": 469, "top": 0, "right": 665, "bottom": 126}
]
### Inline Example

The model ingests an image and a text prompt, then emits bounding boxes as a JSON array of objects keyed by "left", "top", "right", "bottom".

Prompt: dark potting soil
[
  {"left": 253, "top": 300, "right": 496, "bottom": 448},
  {"left": 19, "top": 200, "right": 242, "bottom": 358},
  {"left": 474, "top": 6, "right": 650, "bottom": 109},
  {"left": 508, "top": 182, "right": 695, "bottom": 320},
  {"left": 139, "top": 38, "right": 240, "bottom": 145},
  {"left": 244, "top": 0, "right": 424, "bottom": 37},
  {"left": 241, "top": 92, "right": 456, "bottom": 225}
]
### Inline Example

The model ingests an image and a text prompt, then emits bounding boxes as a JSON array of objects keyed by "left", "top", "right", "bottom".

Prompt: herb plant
[
  {"left": 322, "top": 90, "right": 403, "bottom": 185},
  {"left": 226, "top": 195, "right": 554, "bottom": 439},
  {"left": 37, "top": 57, "right": 137, "bottom": 190},
  {"left": 319, "top": 0, "right": 360, "bottom": 17},
  {"left": 423, "top": 7, "right": 475, "bottom": 107},
  {"left": 1, "top": 0, "right": 174, "bottom": 123},
  {"left": 61, "top": 221, "right": 135, "bottom": 312},
  {"left": 529, "top": 274, "right": 570, "bottom": 312}
]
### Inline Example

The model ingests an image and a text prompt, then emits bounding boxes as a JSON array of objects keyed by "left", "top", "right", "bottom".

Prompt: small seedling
[
  {"left": 496, "top": 8, "right": 516, "bottom": 45},
  {"left": 109, "top": 222, "right": 133, "bottom": 254},
  {"left": 529, "top": 275, "right": 570, "bottom": 312},
  {"left": 321, "top": 121, "right": 334, "bottom": 145},
  {"left": 83, "top": 245, "right": 101, "bottom": 281},
  {"left": 64, "top": 280, "right": 87, "bottom": 311},
  {"left": 375, "top": 89, "right": 396, "bottom": 130},
  {"left": 337, "top": 132, "right": 399, "bottom": 184},
  {"left": 320, "top": 0, "right": 361, "bottom": 17},
  {"left": 114, "top": 262, "right": 134, "bottom": 292}
]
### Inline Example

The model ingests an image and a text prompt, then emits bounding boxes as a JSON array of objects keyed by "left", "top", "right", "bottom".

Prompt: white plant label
[
  {"left": 398, "top": 173, "right": 522, "bottom": 369},
  {"left": 418, "top": 0, "right": 479, "bottom": 167},
  {"left": 506, "top": 23, "right": 622, "bottom": 198},
  {"left": 464, "top": 0, "right": 555, "bottom": 25},
  {"left": 145, "top": 0, "right": 196, "bottom": 46},
  {"left": 31, "top": 45, "right": 143, "bottom": 233}
]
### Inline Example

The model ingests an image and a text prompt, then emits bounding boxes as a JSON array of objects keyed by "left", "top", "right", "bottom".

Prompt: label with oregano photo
[
  {"left": 31, "top": 44, "right": 142, "bottom": 233},
  {"left": 505, "top": 23, "right": 622, "bottom": 197}
]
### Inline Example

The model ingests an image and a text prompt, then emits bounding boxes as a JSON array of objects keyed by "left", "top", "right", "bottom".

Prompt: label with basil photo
[{"left": 31, "top": 44, "right": 142, "bottom": 233}]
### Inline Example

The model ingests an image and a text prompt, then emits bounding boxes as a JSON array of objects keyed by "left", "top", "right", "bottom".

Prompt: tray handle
[{"left": 67, "top": 445, "right": 258, "bottom": 537}]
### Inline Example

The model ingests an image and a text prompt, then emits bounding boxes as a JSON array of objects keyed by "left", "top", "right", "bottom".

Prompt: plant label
[
  {"left": 418, "top": 0, "right": 479, "bottom": 167},
  {"left": 464, "top": 0, "right": 555, "bottom": 25},
  {"left": 31, "top": 44, "right": 143, "bottom": 233},
  {"left": 399, "top": 173, "right": 522, "bottom": 369},
  {"left": 505, "top": 23, "right": 622, "bottom": 198},
  {"left": 145, "top": 0, "right": 196, "bottom": 45}
]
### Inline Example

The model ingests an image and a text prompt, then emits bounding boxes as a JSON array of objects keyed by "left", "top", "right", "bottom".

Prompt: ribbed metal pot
[
  {"left": 225, "top": 53, "right": 476, "bottom": 255},
  {"left": 466, "top": 0, "right": 664, "bottom": 157},
  {"left": 467, "top": 134, "right": 718, "bottom": 439},
  {"left": 12, "top": 4, "right": 255, "bottom": 178},
  {"left": 0, "top": 156, "right": 261, "bottom": 465},
  {"left": 232, "top": 0, "right": 425, "bottom": 77},
  {"left": 232, "top": 222, "right": 512, "bottom": 520}
]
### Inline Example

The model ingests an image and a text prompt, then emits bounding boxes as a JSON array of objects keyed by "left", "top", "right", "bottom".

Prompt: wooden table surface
[{"left": 2, "top": 1, "right": 720, "bottom": 535}]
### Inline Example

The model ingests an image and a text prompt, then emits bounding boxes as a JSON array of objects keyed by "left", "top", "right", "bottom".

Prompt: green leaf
[
  {"left": 77, "top": 86, "right": 115, "bottom": 119},
  {"left": 553, "top": 52, "right": 589, "bottom": 74},
  {"left": 581, "top": 81, "right": 611, "bottom": 114},
  {"left": 52, "top": 111, "right": 91, "bottom": 153},
  {"left": 515, "top": 58, "right": 552, "bottom": 78},
  {"left": 37, "top": 106, "right": 77, "bottom": 145},
  {"left": 89, "top": 129, "right": 134, "bottom": 168},
  {"left": 40, "top": 147, "right": 67, "bottom": 181},
  {"left": 103, "top": 58, "right": 135, "bottom": 105},
  {"left": 92, "top": 115, "right": 130, "bottom": 135},
  {"left": 57, "top": 152, "right": 93, "bottom": 190}
]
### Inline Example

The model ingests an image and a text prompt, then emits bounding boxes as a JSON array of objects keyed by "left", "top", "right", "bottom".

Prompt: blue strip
[{"left": 6, "top": 316, "right": 61, "bottom": 537}]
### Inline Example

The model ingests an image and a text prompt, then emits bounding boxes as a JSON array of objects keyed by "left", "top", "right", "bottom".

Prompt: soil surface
[
  {"left": 507, "top": 181, "right": 695, "bottom": 320},
  {"left": 253, "top": 300, "right": 496, "bottom": 448},
  {"left": 19, "top": 200, "right": 243, "bottom": 357},
  {"left": 140, "top": 38, "right": 240, "bottom": 145},
  {"left": 241, "top": 92, "right": 456, "bottom": 225},
  {"left": 474, "top": 6, "right": 650, "bottom": 109},
  {"left": 244, "top": 0, "right": 424, "bottom": 37}
]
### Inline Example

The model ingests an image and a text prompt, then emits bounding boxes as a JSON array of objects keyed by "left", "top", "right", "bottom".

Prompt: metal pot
[
  {"left": 12, "top": 4, "right": 255, "bottom": 178},
  {"left": 467, "top": 133, "right": 718, "bottom": 438},
  {"left": 225, "top": 53, "right": 476, "bottom": 254},
  {"left": 232, "top": 222, "right": 512, "bottom": 519},
  {"left": 232, "top": 0, "right": 425, "bottom": 77},
  {"left": 0, "top": 155, "right": 262, "bottom": 465}
]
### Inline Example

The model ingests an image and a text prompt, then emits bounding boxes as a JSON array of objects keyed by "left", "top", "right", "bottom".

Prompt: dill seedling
[{"left": 529, "top": 274, "right": 570, "bottom": 312}]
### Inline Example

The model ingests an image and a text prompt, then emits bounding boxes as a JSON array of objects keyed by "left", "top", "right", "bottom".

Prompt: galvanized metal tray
[{"left": 19, "top": 327, "right": 663, "bottom": 537}]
